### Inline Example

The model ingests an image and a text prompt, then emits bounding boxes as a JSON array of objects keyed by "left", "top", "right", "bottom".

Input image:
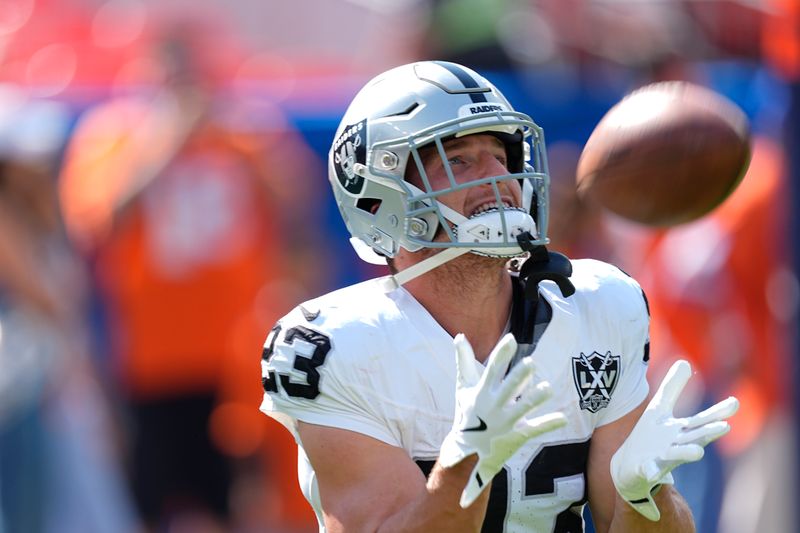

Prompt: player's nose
[
  {"left": 468, "top": 152, "right": 507, "bottom": 183},
  {"left": 483, "top": 151, "right": 508, "bottom": 174},
  {"left": 471, "top": 161, "right": 521, "bottom": 207}
]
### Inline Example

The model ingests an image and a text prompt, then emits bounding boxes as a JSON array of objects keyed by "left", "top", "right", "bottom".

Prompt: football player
[{"left": 260, "top": 61, "right": 739, "bottom": 532}]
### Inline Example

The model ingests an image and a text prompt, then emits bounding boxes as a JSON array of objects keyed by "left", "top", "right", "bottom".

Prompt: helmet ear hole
[{"left": 356, "top": 197, "right": 382, "bottom": 214}]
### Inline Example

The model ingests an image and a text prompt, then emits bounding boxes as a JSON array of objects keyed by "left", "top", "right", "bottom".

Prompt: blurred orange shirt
[
  {"left": 639, "top": 137, "right": 791, "bottom": 453},
  {"left": 60, "top": 96, "right": 285, "bottom": 399}
]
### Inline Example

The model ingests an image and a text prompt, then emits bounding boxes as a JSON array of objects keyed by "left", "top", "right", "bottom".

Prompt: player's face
[{"left": 407, "top": 134, "right": 522, "bottom": 221}]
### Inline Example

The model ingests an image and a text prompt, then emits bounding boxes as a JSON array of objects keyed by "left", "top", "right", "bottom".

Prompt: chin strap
[
  {"left": 389, "top": 232, "right": 576, "bottom": 294},
  {"left": 389, "top": 247, "right": 472, "bottom": 288},
  {"left": 516, "top": 232, "right": 575, "bottom": 300}
]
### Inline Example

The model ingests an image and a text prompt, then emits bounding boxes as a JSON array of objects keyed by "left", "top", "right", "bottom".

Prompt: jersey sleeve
[
  {"left": 259, "top": 308, "right": 402, "bottom": 447},
  {"left": 594, "top": 266, "right": 651, "bottom": 427}
]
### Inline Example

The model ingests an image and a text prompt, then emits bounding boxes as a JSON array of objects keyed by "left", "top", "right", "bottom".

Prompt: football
[{"left": 575, "top": 81, "right": 751, "bottom": 226}]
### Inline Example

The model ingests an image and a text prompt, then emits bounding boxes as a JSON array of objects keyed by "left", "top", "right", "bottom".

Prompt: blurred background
[{"left": 0, "top": 0, "right": 796, "bottom": 532}]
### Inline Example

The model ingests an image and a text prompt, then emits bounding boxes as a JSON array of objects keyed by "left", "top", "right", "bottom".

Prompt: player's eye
[{"left": 447, "top": 156, "right": 464, "bottom": 165}]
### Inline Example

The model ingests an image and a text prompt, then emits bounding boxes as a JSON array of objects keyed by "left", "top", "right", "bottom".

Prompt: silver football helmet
[{"left": 328, "top": 61, "right": 550, "bottom": 282}]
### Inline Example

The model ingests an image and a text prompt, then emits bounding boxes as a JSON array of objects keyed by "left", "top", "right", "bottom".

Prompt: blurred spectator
[
  {"left": 545, "top": 88, "right": 797, "bottom": 532},
  {"left": 633, "top": 135, "right": 797, "bottom": 533},
  {"left": 59, "top": 24, "right": 325, "bottom": 533},
  {"left": 0, "top": 84, "right": 136, "bottom": 532}
]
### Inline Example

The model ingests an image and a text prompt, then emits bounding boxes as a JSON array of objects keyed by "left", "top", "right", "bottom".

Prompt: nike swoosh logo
[{"left": 461, "top": 417, "right": 487, "bottom": 432}]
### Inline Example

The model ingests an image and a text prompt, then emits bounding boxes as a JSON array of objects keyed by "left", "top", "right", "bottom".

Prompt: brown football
[{"left": 576, "top": 81, "right": 751, "bottom": 226}]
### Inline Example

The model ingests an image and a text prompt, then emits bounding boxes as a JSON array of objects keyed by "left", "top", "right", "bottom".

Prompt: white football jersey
[{"left": 260, "top": 259, "right": 650, "bottom": 533}]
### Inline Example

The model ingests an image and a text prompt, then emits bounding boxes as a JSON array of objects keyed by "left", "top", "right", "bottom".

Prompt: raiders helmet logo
[
  {"left": 333, "top": 119, "right": 367, "bottom": 194},
  {"left": 572, "top": 351, "right": 620, "bottom": 413}
]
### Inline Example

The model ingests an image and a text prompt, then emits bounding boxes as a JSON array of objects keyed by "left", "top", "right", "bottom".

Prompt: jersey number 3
[{"left": 262, "top": 324, "right": 331, "bottom": 399}]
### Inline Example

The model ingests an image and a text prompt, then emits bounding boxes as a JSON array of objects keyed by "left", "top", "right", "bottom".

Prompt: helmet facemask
[{"left": 369, "top": 110, "right": 550, "bottom": 259}]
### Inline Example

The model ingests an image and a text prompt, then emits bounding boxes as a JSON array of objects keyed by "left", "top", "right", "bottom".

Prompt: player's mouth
[{"left": 468, "top": 200, "right": 518, "bottom": 218}]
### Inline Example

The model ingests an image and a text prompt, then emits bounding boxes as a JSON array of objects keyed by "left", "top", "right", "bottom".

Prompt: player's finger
[
  {"left": 518, "top": 411, "right": 568, "bottom": 439},
  {"left": 685, "top": 397, "right": 739, "bottom": 429},
  {"left": 481, "top": 333, "right": 518, "bottom": 387},
  {"left": 676, "top": 421, "right": 730, "bottom": 447},
  {"left": 663, "top": 443, "right": 705, "bottom": 464},
  {"left": 652, "top": 359, "right": 692, "bottom": 413},
  {"left": 505, "top": 379, "right": 551, "bottom": 420},
  {"left": 495, "top": 357, "right": 537, "bottom": 406},
  {"left": 454, "top": 334, "right": 481, "bottom": 387},
  {"left": 459, "top": 468, "right": 489, "bottom": 508}
]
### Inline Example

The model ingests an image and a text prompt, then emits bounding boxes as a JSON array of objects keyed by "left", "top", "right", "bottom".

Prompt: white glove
[
  {"left": 611, "top": 359, "right": 739, "bottom": 521},
  {"left": 439, "top": 333, "right": 568, "bottom": 508}
]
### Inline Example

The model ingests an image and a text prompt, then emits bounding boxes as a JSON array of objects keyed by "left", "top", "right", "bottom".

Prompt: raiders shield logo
[
  {"left": 333, "top": 119, "right": 367, "bottom": 194},
  {"left": 572, "top": 351, "right": 620, "bottom": 413}
]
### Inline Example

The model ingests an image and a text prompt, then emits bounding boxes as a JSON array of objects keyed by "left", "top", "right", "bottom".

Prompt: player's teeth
[
  {"left": 473, "top": 201, "right": 513, "bottom": 216},
  {"left": 476, "top": 202, "right": 496, "bottom": 214}
]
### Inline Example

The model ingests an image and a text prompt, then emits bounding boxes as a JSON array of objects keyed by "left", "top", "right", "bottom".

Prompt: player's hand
[
  {"left": 439, "top": 333, "right": 568, "bottom": 508},
  {"left": 611, "top": 359, "right": 739, "bottom": 521}
]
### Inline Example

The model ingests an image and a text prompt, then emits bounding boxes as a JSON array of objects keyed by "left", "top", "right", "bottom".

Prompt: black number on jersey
[
  {"left": 280, "top": 327, "right": 331, "bottom": 399},
  {"left": 416, "top": 439, "right": 590, "bottom": 533},
  {"left": 525, "top": 440, "right": 591, "bottom": 496},
  {"left": 261, "top": 324, "right": 331, "bottom": 400},
  {"left": 261, "top": 324, "right": 282, "bottom": 393},
  {"left": 523, "top": 440, "right": 591, "bottom": 532}
]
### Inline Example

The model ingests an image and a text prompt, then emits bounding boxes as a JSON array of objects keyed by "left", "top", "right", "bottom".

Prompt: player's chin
[{"left": 458, "top": 250, "right": 510, "bottom": 269}]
